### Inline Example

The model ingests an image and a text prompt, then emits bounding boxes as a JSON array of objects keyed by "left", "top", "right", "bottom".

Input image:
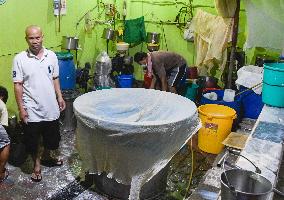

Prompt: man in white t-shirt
[
  {"left": 12, "top": 25, "right": 66, "bottom": 182},
  {"left": 0, "top": 86, "right": 10, "bottom": 183}
]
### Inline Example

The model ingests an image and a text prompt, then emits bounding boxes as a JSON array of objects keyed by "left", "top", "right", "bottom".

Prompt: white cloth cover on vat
[{"left": 73, "top": 88, "right": 201, "bottom": 199}]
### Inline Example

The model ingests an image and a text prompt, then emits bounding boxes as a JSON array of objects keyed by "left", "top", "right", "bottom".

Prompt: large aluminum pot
[
  {"left": 93, "top": 164, "right": 169, "bottom": 199},
  {"left": 102, "top": 28, "right": 116, "bottom": 40},
  {"left": 147, "top": 43, "right": 160, "bottom": 52},
  {"left": 62, "top": 36, "right": 79, "bottom": 50},
  {"left": 146, "top": 32, "right": 160, "bottom": 44},
  {"left": 221, "top": 169, "right": 284, "bottom": 200}
]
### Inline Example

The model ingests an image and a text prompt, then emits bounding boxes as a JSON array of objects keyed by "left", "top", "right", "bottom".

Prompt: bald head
[
  {"left": 25, "top": 25, "right": 44, "bottom": 55},
  {"left": 25, "top": 25, "right": 43, "bottom": 37}
]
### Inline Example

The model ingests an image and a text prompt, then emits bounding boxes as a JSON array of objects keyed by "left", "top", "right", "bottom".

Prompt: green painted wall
[{"left": 0, "top": 0, "right": 248, "bottom": 115}]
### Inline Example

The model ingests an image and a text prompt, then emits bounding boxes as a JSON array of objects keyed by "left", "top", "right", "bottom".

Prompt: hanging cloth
[
  {"left": 124, "top": 16, "right": 146, "bottom": 45},
  {"left": 189, "top": 9, "right": 233, "bottom": 76},
  {"left": 244, "top": 0, "right": 284, "bottom": 50},
  {"left": 215, "top": 0, "right": 237, "bottom": 18}
]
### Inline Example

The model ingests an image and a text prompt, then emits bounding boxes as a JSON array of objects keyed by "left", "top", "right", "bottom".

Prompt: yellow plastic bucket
[{"left": 198, "top": 104, "right": 236, "bottom": 154}]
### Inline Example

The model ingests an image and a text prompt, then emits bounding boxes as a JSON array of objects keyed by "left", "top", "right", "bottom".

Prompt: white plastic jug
[{"left": 223, "top": 89, "right": 235, "bottom": 102}]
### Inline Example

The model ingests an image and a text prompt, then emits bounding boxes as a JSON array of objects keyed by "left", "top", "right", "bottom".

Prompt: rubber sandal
[
  {"left": 31, "top": 170, "right": 42, "bottom": 182},
  {"left": 41, "top": 158, "right": 63, "bottom": 167},
  {"left": 0, "top": 168, "right": 9, "bottom": 183}
]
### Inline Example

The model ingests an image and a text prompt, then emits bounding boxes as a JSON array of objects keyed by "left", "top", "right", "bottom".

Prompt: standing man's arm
[
  {"left": 14, "top": 82, "right": 28, "bottom": 123},
  {"left": 150, "top": 75, "right": 156, "bottom": 89},
  {"left": 53, "top": 78, "right": 66, "bottom": 111}
]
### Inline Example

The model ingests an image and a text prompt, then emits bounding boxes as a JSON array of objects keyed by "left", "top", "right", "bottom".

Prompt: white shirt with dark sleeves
[{"left": 12, "top": 48, "right": 60, "bottom": 122}]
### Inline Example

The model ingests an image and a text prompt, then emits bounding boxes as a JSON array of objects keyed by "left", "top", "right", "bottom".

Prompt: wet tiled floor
[
  {"left": 0, "top": 125, "right": 215, "bottom": 200},
  {"left": 4, "top": 117, "right": 274, "bottom": 200},
  {"left": 0, "top": 129, "right": 98, "bottom": 200}
]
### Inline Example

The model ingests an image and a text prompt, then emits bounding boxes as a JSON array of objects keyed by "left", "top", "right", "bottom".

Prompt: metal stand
[
  {"left": 227, "top": 0, "right": 241, "bottom": 89},
  {"left": 60, "top": 90, "right": 80, "bottom": 132},
  {"left": 106, "top": 39, "right": 110, "bottom": 54}
]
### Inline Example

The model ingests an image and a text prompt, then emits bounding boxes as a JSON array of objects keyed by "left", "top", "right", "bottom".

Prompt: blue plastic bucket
[
  {"left": 117, "top": 75, "right": 134, "bottom": 88},
  {"left": 263, "top": 63, "right": 284, "bottom": 107},
  {"left": 239, "top": 86, "right": 264, "bottom": 119},
  {"left": 200, "top": 89, "right": 242, "bottom": 121},
  {"left": 56, "top": 52, "right": 76, "bottom": 90}
]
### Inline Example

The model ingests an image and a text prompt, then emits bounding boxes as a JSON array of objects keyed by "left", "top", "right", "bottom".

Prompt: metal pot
[
  {"left": 197, "top": 76, "right": 218, "bottom": 89},
  {"left": 92, "top": 164, "right": 169, "bottom": 199},
  {"left": 146, "top": 32, "right": 160, "bottom": 44},
  {"left": 221, "top": 169, "right": 284, "bottom": 200},
  {"left": 147, "top": 44, "right": 160, "bottom": 52},
  {"left": 62, "top": 36, "right": 79, "bottom": 50},
  {"left": 123, "top": 56, "right": 133, "bottom": 65},
  {"left": 102, "top": 28, "right": 116, "bottom": 40}
]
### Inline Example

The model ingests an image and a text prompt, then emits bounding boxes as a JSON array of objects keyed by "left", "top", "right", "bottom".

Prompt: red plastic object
[
  {"left": 202, "top": 88, "right": 221, "bottom": 93},
  {"left": 188, "top": 67, "right": 198, "bottom": 79},
  {"left": 144, "top": 73, "right": 152, "bottom": 89}
]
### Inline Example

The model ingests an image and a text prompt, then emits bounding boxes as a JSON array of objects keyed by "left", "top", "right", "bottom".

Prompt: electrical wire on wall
[
  {"left": 131, "top": 0, "right": 190, "bottom": 7},
  {"left": 174, "top": 0, "right": 194, "bottom": 39},
  {"left": 0, "top": 45, "right": 62, "bottom": 58},
  {"left": 160, "top": 22, "right": 168, "bottom": 51},
  {"left": 76, "top": 4, "right": 99, "bottom": 30},
  {"left": 140, "top": 0, "right": 144, "bottom": 52}
]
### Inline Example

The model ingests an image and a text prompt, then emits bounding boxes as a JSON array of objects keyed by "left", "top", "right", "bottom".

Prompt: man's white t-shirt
[
  {"left": 12, "top": 48, "right": 60, "bottom": 122},
  {"left": 0, "top": 99, "right": 8, "bottom": 126}
]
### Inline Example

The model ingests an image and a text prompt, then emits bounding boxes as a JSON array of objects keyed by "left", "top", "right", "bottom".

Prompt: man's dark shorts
[
  {"left": 22, "top": 119, "right": 60, "bottom": 153},
  {"left": 168, "top": 64, "right": 187, "bottom": 88}
]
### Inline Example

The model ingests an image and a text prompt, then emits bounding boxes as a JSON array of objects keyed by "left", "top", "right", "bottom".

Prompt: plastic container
[
  {"left": 198, "top": 104, "right": 236, "bottom": 154},
  {"left": 96, "top": 86, "right": 111, "bottom": 90},
  {"left": 223, "top": 89, "right": 235, "bottom": 102},
  {"left": 239, "top": 86, "right": 263, "bottom": 119},
  {"left": 263, "top": 63, "right": 284, "bottom": 107},
  {"left": 117, "top": 74, "right": 134, "bottom": 88},
  {"left": 188, "top": 67, "right": 198, "bottom": 79},
  {"left": 184, "top": 83, "right": 199, "bottom": 101},
  {"left": 116, "top": 42, "right": 129, "bottom": 51},
  {"left": 56, "top": 52, "right": 76, "bottom": 90},
  {"left": 200, "top": 89, "right": 242, "bottom": 122},
  {"left": 144, "top": 73, "right": 152, "bottom": 89}
]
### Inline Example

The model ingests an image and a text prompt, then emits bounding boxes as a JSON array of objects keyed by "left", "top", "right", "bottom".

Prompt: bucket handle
[
  {"left": 218, "top": 148, "right": 262, "bottom": 197},
  {"left": 220, "top": 149, "right": 284, "bottom": 198},
  {"left": 227, "top": 148, "right": 261, "bottom": 174},
  {"left": 221, "top": 152, "right": 238, "bottom": 197}
]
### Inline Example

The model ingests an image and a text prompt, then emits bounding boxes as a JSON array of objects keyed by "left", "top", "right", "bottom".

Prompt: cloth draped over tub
[
  {"left": 244, "top": 0, "right": 284, "bottom": 50},
  {"left": 74, "top": 89, "right": 201, "bottom": 200},
  {"left": 189, "top": 9, "right": 233, "bottom": 77}
]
